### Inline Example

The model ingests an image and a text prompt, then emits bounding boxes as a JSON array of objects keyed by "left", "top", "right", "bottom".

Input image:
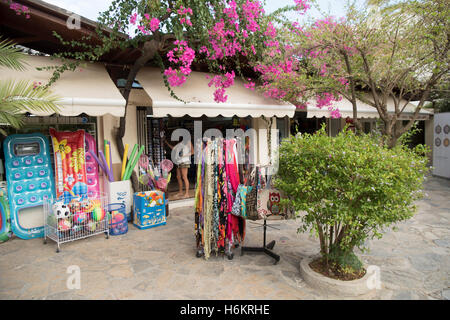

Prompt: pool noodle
[
  {"left": 121, "top": 144, "right": 129, "bottom": 181},
  {"left": 123, "top": 144, "right": 138, "bottom": 181},
  {"left": 124, "top": 145, "right": 145, "bottom": 181},
  {"left": 105, "top": 143, "right": 111, "bottom": 171},
  {"left": 88, "top": 150, "right": 107, "bottom": 175},
  {"left": 108, "top": 141, "right": 113, "bottom": 174},
  {"left": 99, "top": 150, "right": 114, "bottom": 182}
]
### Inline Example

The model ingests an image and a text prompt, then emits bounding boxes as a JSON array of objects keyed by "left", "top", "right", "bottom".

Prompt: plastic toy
[
  {"left": 85, "top": 220, "right": 97, "bottom": 232},
  {"left": 92, "top": 207, "right": 105, "bottom": 222},
  {"left": 3, "top": 133, "right": 56, "bottom": 239},
  {"left": 85, "top": 133, "right": 100, "bottom": 198},
  {"left": 0, "top": 187, "right": 11, "bottom": 242},
  {"left": 58, "top": 218, "right": 71, "bottom": 231},
  {"left": 133, "top": 191, "right": 166, "bottom": 230},
  {"left": 53, "top": 202, "right": 71, "bottom": 219},
  {"left": 49, "top": 129, "right": 88, "bottom": 200},
  {"left": 73, "top": 211, "right": 88, "bottom": 224}
]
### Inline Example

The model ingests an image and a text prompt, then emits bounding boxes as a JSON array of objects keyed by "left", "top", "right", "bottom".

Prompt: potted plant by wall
[{"left": 275, "top": 126, "right": 429, "bottom": 296}]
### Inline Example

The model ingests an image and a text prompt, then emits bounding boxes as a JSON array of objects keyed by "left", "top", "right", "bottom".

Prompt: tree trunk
[{"left": 115, "top": 40, "right": 160, "bottom": 192}]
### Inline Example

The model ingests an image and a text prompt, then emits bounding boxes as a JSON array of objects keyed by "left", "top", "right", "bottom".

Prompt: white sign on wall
[{"left": 433, "top": 113, "right": 450, "bottom": 178}]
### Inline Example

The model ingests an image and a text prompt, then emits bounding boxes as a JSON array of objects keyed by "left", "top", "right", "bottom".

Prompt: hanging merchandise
[
  {"left": 3, "top": 133, "right": 56, "bottom": 239},
  {"left": 194, "top": 138, "right": 247, "bottom": 260},
  {"left": 49, "top": 129, "right": 88, "bottom": 200},
  {"left": 256, "top": 166, "right": 289, "bottom": 219},
  {"left": 245, "top": 168, "right": 258, "bottom": 221}
]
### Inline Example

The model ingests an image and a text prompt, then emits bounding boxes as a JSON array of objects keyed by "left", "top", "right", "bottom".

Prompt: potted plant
[{"left": 275, "top": 126, "right": 429, "bottom": 295}]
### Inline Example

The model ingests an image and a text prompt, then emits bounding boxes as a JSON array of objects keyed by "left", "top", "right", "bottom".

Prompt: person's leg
[
  {"left": 176, "top": 167, "right": 183, "bottom": 196},
  {"left": 181, "top": 167, "right": 190, "bottom": 198}
]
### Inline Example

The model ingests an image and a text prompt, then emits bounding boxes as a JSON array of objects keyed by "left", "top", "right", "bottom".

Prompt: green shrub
[{"left": 275, "top": 126, "right": 430, "bottom": 272}]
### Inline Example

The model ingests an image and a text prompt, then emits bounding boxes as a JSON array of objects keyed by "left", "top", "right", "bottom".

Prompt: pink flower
[
  {"left": 130, "top": 13, "right": 138, "bottom": 25},
  {"left": 149, "top": 17, "right": 160, "bottom": 32}
]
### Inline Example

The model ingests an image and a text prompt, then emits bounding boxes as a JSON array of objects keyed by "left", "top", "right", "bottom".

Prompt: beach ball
[
  {"left": 85, "top": 220, "right": 97, "bottom": 233},
  {"left": 92, "top": 207, "right": 105, "bottom": 222},
  {"left": 58, "top": 219, "right": 71, "bottom": 231}
]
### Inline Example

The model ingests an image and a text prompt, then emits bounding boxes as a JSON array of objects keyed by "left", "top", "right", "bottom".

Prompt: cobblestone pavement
[{"left": 0, "top": 176, "right": 448, "bottom": 300}]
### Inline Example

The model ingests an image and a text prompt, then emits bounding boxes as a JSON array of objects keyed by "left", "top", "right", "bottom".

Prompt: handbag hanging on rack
[
  {"left": 256, "top": 166, "right": 288, "bottom": 219},
  {"left": 245, "top": 167, "right": 258, "bottom": 221}
]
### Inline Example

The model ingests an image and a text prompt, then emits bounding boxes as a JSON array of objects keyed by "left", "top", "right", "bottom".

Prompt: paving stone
[
  {"left": 442, "top": 289, "right": 450, "bottom": 300},
  {"left": 433, "top": 239, "right": 450, "bottom": 248},
  {"left": 0, "top": 176, "right": 448, "bottom": 300}
]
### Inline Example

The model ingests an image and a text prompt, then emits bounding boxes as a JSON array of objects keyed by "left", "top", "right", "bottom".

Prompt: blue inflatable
[
  {"left": 0, "top": 187, "right": 11, "bottom": 242},
  {"left": 3, "top": 133, "right": 56, "bottom": 239}
]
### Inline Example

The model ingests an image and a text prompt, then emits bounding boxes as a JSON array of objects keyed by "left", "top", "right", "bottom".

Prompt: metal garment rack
[{"left": 241, "top": 219, "right": 280, "bottom": 265}]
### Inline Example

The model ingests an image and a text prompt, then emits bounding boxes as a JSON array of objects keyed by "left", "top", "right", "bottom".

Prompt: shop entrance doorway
[{"left": 145, "top": 115, "right": 252, "bottom": 201}]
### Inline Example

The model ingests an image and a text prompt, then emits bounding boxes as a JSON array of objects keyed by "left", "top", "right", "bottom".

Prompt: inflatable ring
[{"left": 0, "top": 188, "right": 11, "bottom": 242}]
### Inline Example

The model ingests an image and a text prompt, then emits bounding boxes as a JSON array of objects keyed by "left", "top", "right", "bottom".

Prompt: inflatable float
[
  {"left": 49, "top": 129, "right": 88, "bottom": 201},
  {"left": 85, "top": 133, "right": 100, "bottom": 198},
  {"left": 3, "top": 133, "right": 56, "bottom": 239},
  {"left": 0, "top": 187, "right": 11, "bottom": 242}
]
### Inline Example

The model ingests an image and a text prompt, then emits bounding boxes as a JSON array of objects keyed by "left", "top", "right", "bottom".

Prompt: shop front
[
  {"left": 0, "top": 55, "right": 126, "bottom": 243},
  {"left": 123, "top": 67, "right": 296, "bottom": 205}
]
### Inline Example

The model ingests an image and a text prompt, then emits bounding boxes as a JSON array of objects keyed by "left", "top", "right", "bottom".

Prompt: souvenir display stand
[{"left": 241, "top": 166, "right": 290, "bottom": 264}]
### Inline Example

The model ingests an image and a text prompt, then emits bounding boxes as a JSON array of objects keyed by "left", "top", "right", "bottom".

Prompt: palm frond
[
  {"left": 0, "top": 37, "right": 28, "bottom": 71},
  {"left": 0, "top": 79, "right": 60, "bottom": 114}
]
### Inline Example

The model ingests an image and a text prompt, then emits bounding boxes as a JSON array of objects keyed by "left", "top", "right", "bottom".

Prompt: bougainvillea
[{"left": 4, "top": 0, "right": 30, "bottom": 19}]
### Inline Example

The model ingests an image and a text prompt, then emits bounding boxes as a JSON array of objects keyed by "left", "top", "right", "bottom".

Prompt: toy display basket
[
  {"left": 107, "top": 203, "right": 128, "bottom": 236},
  {"left": 133, "top": 190, "right": 166, "bottom": 230},
  {"left": 43, "top": 193, "right": 109, "bottom": 252}
]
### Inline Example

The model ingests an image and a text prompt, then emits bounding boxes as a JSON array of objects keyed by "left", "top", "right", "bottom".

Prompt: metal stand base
[{"left": 241, "top": 219, "right": 280, "bottom": 265}]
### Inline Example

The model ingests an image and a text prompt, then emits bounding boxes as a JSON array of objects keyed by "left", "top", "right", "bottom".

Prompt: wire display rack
[{"left": 43, "top": 193, "right": 109, "bottom": 252}]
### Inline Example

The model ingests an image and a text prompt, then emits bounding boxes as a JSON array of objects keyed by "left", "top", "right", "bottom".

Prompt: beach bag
[
  {"left": 257, "top": 169, "right": 287, "bottom": 219},
  {"left": 246, "top": 168, "right": 259, "bottom": 221},
  {"left": 231, "top": 184, "right": 252, "bottom": 218}
]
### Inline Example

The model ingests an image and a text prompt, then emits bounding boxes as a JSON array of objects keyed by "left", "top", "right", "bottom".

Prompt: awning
[
  {"left": 307, "top": 96, "right": 433, "bottom": 119},
  {"left": 136, "top": 67, "right": 296, "bottom": 118},
  {"left": 0, "top": 54, "right": 126, "bottom": 117}
]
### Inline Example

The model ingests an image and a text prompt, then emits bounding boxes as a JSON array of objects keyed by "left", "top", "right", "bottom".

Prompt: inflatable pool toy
[
  {"left": 0, "top": 188, "right": 11, "bottom": 242},
  {"left": 49, "top": 129, "right": 87, "bottom": 200},
  {"left": 3, "top": 133, "right": 56, "bottom": 239},
  {"left": 85, "top": 133, "right": 100, "bottom": 198}
]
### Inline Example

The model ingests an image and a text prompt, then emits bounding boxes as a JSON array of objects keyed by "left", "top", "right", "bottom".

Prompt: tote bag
[{"left": 256, "top": 170, "right": 287, "bottom": 219}]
